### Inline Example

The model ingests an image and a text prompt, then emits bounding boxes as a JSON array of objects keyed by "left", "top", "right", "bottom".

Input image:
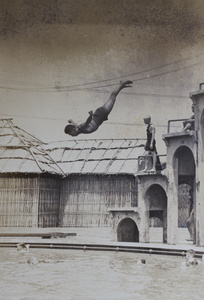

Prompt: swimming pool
[{"left": 0, "top": 247, "right": 204, "bottom": 299}]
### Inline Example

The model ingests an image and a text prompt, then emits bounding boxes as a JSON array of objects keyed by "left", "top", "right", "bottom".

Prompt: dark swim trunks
[
  {"left": 78, "top": 106, "right": 109, "bottom": 134},
  {"left": 145, "top": 140, "right": 156, "bottom": 152},
  {"left": 92, "top": 107, "right": 109, "bottom": 127}
]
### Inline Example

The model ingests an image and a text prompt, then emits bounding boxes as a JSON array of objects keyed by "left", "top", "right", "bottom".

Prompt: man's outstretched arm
[{"left": 78, "top": 113, "right": 93, "bottom": 132}]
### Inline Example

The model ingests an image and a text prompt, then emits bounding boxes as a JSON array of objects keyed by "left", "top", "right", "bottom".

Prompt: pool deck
[{"left": 0, "top": 227, "right": 204, "bottom": 257}]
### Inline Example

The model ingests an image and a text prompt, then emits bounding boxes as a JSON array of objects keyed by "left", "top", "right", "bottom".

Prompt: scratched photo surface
[
  {"left": 0, "top": 1, "right": 204, "bottom": 299},
  {"left": 0, "top": 0, "right": 204, "bottom": 153}
]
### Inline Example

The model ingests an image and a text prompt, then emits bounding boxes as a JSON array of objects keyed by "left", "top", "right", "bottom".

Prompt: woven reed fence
[
  {"left": 38, "top": 177, "right": 60, "bottom": 228},
  {"left": 60, "top": 174, "right": 137, "bottom": 227},
  {"left": 0, "top": 175, "right": 60, "bottom": 228},
  {"left": 0, "top": 176, "right": 39, "bottom": 227}
]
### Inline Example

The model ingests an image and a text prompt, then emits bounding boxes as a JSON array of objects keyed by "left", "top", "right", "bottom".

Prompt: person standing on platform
[{"left": 143, "top": 115, "right": 157, "bottom": 172}]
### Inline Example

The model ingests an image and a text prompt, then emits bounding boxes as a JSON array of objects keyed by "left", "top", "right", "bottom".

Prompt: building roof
[
  {"left": 0, "top": 119, "right": 164, "bottom": 176},
  {"left": 45, "top": 138, "right": 147, "bottom": 175},
  {"left": 0, "top": 119, "right": 64, "bottom": 175}
]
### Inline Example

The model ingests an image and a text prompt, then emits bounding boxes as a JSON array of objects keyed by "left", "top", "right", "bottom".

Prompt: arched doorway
[
  {"left": 145, "top": 184, "right": 167, "bottom": 243},
  {"left": 117, "top": 218, "right": 139, "bottom": 242},
  {"left": 174, "top": 146, "right": 195, "bottom": 186},
  {"left": 174, "top": 146, "right": 195, "bottom": 242}
]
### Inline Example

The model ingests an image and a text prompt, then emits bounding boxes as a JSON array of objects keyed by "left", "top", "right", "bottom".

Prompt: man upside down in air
[{"left": 64, "top": 80, "right": 133, "bottom": 137}]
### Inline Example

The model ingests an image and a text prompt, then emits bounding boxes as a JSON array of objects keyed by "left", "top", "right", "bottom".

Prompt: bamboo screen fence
[
  {"left": 38, "top": 177, "right": 60, "bottom": 228},
  {"left": 60, "top": 174, "right": 138, "bottom": 227},
  {"left": 0, "top": 176, "right": 39, "bottom": 227},
  {"left": 0, "top": 175, "right": 60, "bottom": 228}
]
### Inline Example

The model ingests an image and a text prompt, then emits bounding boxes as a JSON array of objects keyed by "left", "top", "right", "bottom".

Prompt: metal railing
[{"left": 167, "top": 118, "right": 194, "bottom": 133}]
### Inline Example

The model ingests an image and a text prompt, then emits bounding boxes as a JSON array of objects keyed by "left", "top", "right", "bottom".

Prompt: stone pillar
[
  {"left": 163, "top": 130, "right": 196, "bottom": 245},
  {"left": 137, "top": 176, "right": 149, "bottom": 243},
  {"left": 190, "top": 88, "right": 204, "bottom": 246},
  {"left": 139, "top": 205, "right": 149, "bottom": 243},
  {"left": 166, "top": 166, "right": 178, "bottom": 244}
]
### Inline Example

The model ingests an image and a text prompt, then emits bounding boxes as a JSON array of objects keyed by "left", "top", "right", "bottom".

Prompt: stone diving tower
[
  {"left": 116, "top": 83, "right": 204, "bottom": 247},
  {"left": 163, "top": 83, "right": 204, "bottom": 246},
  {"left": 188, "top": 84, "right": 204, "bottom": 247}
]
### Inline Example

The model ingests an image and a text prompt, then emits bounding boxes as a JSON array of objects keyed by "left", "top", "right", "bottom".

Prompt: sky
[{"left": 0, "top": 0, "right": 204, "bottom": 154}]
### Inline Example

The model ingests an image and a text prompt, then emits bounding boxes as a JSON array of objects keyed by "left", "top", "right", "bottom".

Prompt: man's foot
[
  {"left": 139, "top": 169, "right": 146, "bottom": 172},
  {"left": 149, "top": 168, "right": 156, "bottom": 172},
  {"left": 120, "top": 80, "right": 133, "bottom": 89}
]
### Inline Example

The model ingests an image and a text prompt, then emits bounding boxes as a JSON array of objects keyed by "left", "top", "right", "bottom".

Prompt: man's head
[
  {"left": 64, "top": 124, "right": 79, "bottom": 136},
  {"left": 186, "top": 249, "right": 195, "bottom": 260},
  {"left": 143, "top": 115, "right": 151, "bottom": 125}
]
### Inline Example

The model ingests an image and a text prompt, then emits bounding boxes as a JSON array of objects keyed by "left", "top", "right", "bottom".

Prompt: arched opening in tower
[
  {"left": 174, "top": 146, "right": 195, "bottom": 242},
  {"left": 145, "top": 184, "right": 167, "bottom": 243},
  {"left": 117, "top": 218, "right": 139, "bottom": 242}
]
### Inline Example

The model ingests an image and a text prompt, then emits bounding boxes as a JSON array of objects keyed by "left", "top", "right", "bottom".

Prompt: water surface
[{"left": 0, "top": 248, "right": 204, "bottom": 299}]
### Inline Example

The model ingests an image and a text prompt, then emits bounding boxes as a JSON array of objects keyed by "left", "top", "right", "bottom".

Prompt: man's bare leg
[
  {"left": 149, "top": 152, "right": 157, "bottom": 172},
  {"left": 103, "top": 80, "right": 133, "bottom": 112},
  {"left": 143, "top": 151, "right": 157, "bottom": 172},
  {"left": 143, "top": 151, "right": 149, "bottom": 172}
]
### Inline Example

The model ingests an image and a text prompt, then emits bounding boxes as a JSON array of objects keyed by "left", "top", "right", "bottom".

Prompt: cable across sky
[{"left": 0, "top": 53, "right": 203, "bottom": 93}]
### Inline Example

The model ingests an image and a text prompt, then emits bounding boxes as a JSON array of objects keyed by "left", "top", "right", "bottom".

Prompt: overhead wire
[
  {"left": 0, "top": 55, "right": 203, "bottom": 92},
  {"left": 41, "top": 52, "right": 204, "bottom": 89},
  {"left": 0, "top": 113, "right": 182, "bottom": 129},
  {"left": 92, "top": 88, "right": 188, "bottom": 99},
  {"left": 0, "top": 55, "right": 200, "bottom": 126},
  {"left": 67, "top": 59, "right": 204, "bottom": 92}
]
